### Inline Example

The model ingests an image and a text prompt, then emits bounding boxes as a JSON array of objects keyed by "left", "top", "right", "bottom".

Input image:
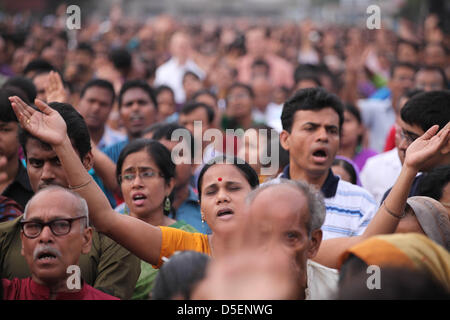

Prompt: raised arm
[
  {"left": 9, "top": 96, "right": 162, "bottom": 265},
  {"left": 314, "top": 123, "right": 450, "bottom": 268}
]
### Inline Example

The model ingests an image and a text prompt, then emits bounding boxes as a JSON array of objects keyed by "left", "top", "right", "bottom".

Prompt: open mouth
[
  {"left": 37, "top": 252, "right": 58, "bottom": 262},
  {"left": 312, "top": 149, "right": 329, "bottom": 163},
  {"left": 132, "top": 193, "right": 147, "bottom": 206},
  {"left": 217, "top": 208, "right": 234, "bottom": 218}
]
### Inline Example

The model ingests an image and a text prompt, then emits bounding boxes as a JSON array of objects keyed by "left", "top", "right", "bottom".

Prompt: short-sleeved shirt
[{"left": 156, "top": 226, "right": 211, "bottom": 268}]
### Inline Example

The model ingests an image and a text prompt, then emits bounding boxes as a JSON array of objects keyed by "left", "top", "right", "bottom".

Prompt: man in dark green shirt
[{"left": 0, "top": 101, "right": 140, "bottom": 299}]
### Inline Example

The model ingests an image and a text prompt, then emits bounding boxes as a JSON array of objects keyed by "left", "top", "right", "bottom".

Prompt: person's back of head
[
  {"left": 109, "top": 48, "right": 132, "bottom": 74},
  {"left": 337, "top": 262, "right": 449, "bottom": 300},
  {"left": 2, "top": 76, "right": 37, "bottom": 103},
  {"left": 0, "top": 87, "right": 29, "bottom": 123},
  {"left": 151, "top": 251, "right": 210, "bottom": 300},
  {"left": 400, "top": 90, "right": 450, "bottom": 133},
  {"left": 281, "top": 87, "right": 344, "bottom": 133},
  {"left": 19, "top": 102, "right": 91, "bottom": 160},
  {"left": 418, "top": 165, "right": 450, "bottom": 202},
  {"left": 22, "top": 58, "right": 56, "bottom": 78}
]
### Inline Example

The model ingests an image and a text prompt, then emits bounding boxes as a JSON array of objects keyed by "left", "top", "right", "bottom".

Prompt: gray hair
[
  {"left": 247, "top": 178, "right": 326, "bottom": 236},
  {"left": 23, "top": 186, "right": 89, "bottom": 231}
]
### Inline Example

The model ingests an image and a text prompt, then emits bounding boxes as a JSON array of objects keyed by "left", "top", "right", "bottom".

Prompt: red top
[
  {"left": 384, "top": 125, "right": 396, "bottom": 152},
  {"left": 2, "top": 278, "right": 120, "bottom": 300}
]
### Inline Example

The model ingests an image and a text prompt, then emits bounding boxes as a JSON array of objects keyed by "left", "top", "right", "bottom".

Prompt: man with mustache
[
  {"left": 0, "top": 101, "right": 140, "bottom": 299},
  {"left": 278, "top": 87, "right": 378, "bottom": 240},
  {"left": 2, "top": 186, "right": 118, "bottom": 299}
]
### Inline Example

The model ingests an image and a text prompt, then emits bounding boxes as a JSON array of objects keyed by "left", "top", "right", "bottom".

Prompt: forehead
[
  {"left": 27, "top": 190, "right": 79, "bottom": 219},
  {"left": 26, "top": 138, "right": 56, "bottom": 157},
  {"left": 393, "top": 67, "right": 415, "bottom": 77},
  {"left": 122, "top": 150, "right": 156, "bottom": 170},
  {"left": 292, "top": 108, "right": 340, "bottom": 127},
  {"left": 202, "top": 164, "right": 249, "bottom": 186},
  {"left": 250, "top": 186, "right": 309, "bottom": 229},
  {"left": 398, "top": 118, "right": 425, "bottom": 136},
  {"left": 416, "top": 70, "right": 443, "bottom": 81},
  {"left": 122, "top": 88, "right": 152, "bottom": 103},
  {"left": 82, "top": 86, "right": 113, "bottom": 101}
]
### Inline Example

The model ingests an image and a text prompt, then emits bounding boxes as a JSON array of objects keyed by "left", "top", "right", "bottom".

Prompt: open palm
[
  {"left": 404, "top": 124, "right": 450, "bottom": 171},
  {"left": 9, "top": 96, "right": 68, "bottom": 147}
]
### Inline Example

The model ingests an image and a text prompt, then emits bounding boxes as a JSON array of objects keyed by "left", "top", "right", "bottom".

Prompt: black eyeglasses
[{"left": 20, "top": 216, "right": 87, "bottom": 239}]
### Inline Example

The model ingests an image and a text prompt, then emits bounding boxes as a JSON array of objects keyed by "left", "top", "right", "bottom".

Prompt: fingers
[
  {"left": 420, "top": 124, "right": 439, "bottom": 140},
  {"left": 8, "top": 96, "right": 34, "bottom": 123},
  {"left": 34, "top": 99, "right": 53, "bottom": 115}
]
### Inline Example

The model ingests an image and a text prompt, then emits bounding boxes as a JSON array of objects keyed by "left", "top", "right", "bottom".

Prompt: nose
[
  {"left": 38, "top": 225, "right": 55, "bottom": 243},
  {"left": 40, "top": 162, "right": 55, "bottom": 182},
  {"left": 316, "top": 126, "right": 329, "bottom": 142},
  {"left": 216, "top": 187, "right": 231, "bottom": 204},
  {"left": 131, "top": 173, "right": 144, "bottom": 188}
]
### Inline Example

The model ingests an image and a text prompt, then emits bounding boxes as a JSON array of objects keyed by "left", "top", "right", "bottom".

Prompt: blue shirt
[
  {"left": 170, "top": 187, "right": 211, "bottom": 235},
  {"left": 102, "top": 139, "right": 129, "bottom": 163}
]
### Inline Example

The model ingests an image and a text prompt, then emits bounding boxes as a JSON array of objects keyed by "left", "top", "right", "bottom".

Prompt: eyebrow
[
  {"left": 204, "top": 180, "right": 242, "bottom": 189},
  {"left": 303, "top": 122, "right": 339, "bottom": 129},
  {"left": 25, "top": 215, "right": 71, "bottom": 222},
  {"left": 123, "top": 166, "right": 155, "bottom": 173}
]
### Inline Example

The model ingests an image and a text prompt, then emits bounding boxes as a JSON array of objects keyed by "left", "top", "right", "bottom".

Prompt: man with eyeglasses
[
  {"left": 2, "top": 186, "right": 118, "bottom": 299},
  {"left": 0, "top": 101, "right": 140, "bottom": 299},
  {"left": 381, "top": 90, "right": 450, "bottom": 202}
]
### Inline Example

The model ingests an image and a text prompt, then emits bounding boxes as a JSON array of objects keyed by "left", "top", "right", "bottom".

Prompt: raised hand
[
  {"left": 45, "top": 71, "right": 68, "bottom": 103},
  {"left": 9, "top": 96, "right": 68, "bottom": 147},
  {"left": 404, "top": 123, "right": 450, "bottom": 172}
]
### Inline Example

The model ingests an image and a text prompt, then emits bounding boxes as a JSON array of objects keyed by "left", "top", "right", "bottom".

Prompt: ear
[
  {"left": 81, "top": 227, "right": 93, "bottom": 255},
  {"left": 20, "top": 231, "right": 25, "bottom": 257},
  {"left": 440, "top": 139, "right": 450, "bottom": 155},
  {"left": 307, "top": 229, "right": 322, "bottom": 259},
  {"left": 82, "top": 151, "right": 94, "bottom": 171},
  {"left": 166, "top": 177, "right": 175, "bottom": 196},
  {"left": 280, "top": 130, "right": 291, "bottom": 152}
]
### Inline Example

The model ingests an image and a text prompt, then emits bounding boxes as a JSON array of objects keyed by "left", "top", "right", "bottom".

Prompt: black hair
[
  {"left": 417, "top": 165, "right": 450, "bottom": 201},
  {"left": 400, "top": 90, "right": 450, "bottom": 132},
  {"left": 191, "top": 89, "right": 218, "bottom": 104},
  {"left": 142, "top": 123, "right": 166, "bottom": 138},
  {"left": 77, "top": 42, "right": 95, "bottom": 56},
  {"left": 281, "top": 87, "right": 344, "bottom": 133},
  {"left": 197, "top": 155, "right": 260, "bottom": 203},
  {"left": 22, "top": 58, "right": 56, "bottom": 77},
  {"left": 116, "top": 138, "right": 175, "bottom": 216},
  {"left": 180, "top": 101, "right": 215, "bottom": 124},
  {"left": 332, "top": 158, "right": 358, "bottom": 185},
  {"left": 182, "top": 71, "right": 201, "bottom": 83},
  {"left": 118, "top": 79, "right": 157, "bottom": 110},
  {"left": 109, "top": 48, "right": 132, "bottom": 71},
  {"left": 80, "top": 78, "right": 115, "bottom": 105},
  {"left": 2, "top": 76, "right": 37, "bottom": 102},
  {"left": 338, "top": 262, "right": 450, "bottom": 300},
  {"left": 251, "top": 58, "right": 270, "bottom": 76},
  {"left": 389, "top": 61, "right": 417, "bottom": 78},
  {"left": 227, "top": 82, "right": 255, "bottom": 100},
  {"left": 396, "top": 38, "right": 420, "bottom": 54},
  {"left": 151, "top": 251, "right": 211, "bottom": 300},
  {"left": 0, "top": 87, "right": 30, "bottom": 123},
  {"left": 155, "top": 85, "right": 175, "bottom": 98},
  {"left": 152, "top": 123, "right": 195, "bottom": 161},
  {"left": 19, "top": 102, "right": 91, "bottom": 160}
]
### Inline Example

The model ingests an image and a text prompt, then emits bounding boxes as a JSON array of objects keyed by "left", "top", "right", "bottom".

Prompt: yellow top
[{"left": 156, "top": 226, "right": 211, "bottom": 268}]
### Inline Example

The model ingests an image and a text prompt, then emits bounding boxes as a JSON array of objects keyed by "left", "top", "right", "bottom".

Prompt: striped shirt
[{"left": 279, "top": 166, "right": 378, "bottom": 240}]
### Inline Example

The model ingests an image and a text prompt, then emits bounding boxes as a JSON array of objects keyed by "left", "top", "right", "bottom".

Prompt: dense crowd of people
[{"left": 0, "top": 4, "right": 449, "bottom": 300}]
